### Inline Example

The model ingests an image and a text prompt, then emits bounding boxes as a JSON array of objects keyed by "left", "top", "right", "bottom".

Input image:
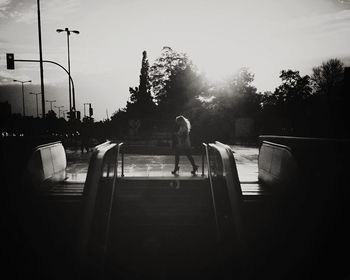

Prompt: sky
[{"left": 1, "top": 0, "right": 350, "bottom": 120}]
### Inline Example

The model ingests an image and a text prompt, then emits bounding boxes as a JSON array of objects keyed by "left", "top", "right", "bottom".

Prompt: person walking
[{"left": 171, "top": 115, "right": 198, "bottom": 175}]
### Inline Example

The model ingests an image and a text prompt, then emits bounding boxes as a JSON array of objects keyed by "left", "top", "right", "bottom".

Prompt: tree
[
  {"left": 311, "top": 58, "right": 348, "bottom": 137},
  {"left": 260, "top": 70, "right": 313, "bottom": 135},
  {"left": 159, "top": 66, "right": 206, "bottom": 118},
  {"left": 190, "top": 68, "right": 261, "bottom": 143},
  {"left": 219, "top": 68, "right": 261, "bottom": 117},
  {"left": 261, "top": 70, "right": 312, "bottom": 111},
  {"left": 274, "top": 70, "right": 312, "bottom": 104},
  {"left": 46, "top": 109, "right": 58, "bottom": 120},
  {"left": 312, "top": 58, "right": 344, "bottom": 97},
  {"left": 110, "top": 108, "right": 128, "bottom": 139},
  {"left": 149, "top": 46, "right": 192, "bottom": 107},
  {"left": 126, "top": 50, "right": 155, "bottom": 118}
]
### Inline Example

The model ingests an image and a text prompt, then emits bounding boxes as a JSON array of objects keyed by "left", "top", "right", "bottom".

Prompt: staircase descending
[{"left": 104, "top": 178, "right": 221, "bottom": 279}]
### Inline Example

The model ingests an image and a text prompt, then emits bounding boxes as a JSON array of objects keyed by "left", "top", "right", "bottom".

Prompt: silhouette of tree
[
  {"left": 126, "top": 51, "right": 155, "bottom": 118},
  {"left": 261, "top": 70, "right": 313, "bottom": 135},
  {"left": 159, "top": 66, "right": 206, "bottom": 118},
  {"left": 149, "top": 47, "right": 192, "bottom": 107},
  {"left": 275, "top": 70, "right": 312, "bottom": 103},
  {"left": 46, "top": 109, "right": 57, "bottom": 120},
  {"left": 188, "top": 68, "right": 261, "bottom": 143},
  {"left": 110, "top": 108, "right": 128, "bottom": 139},
  {"left": 312, "top": 58, "right": 344, "bottom": 97},
  {"left": 214, "top": 68, "right": 261, "bottom": 117},
  {"left": 312, "top": 58, "right": 348, "bottom": 137}
]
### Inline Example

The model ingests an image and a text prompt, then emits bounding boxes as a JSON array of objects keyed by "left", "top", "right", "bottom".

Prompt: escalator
[
  {"left": 105, "top": 178, "right": 219, "bottom": 279},
  {"left": 81, "top": 142, "right": 240, "bottom": 280}
]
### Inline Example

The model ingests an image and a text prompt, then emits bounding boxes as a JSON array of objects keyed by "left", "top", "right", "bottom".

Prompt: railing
[
  {"left": 207, "top": 142, "right": 243, "bottom": 243},
  {"left": 80, "top": 140, "right": 243, "bottom": 277},
  {"left": 102, "top": 143, "right": 122, "bottom": 265},
  {"left": 79, "top": 141, "right": 120, "bottom": 278},
  {"left": 203, "top": 143, "right": 220, "bottom": 242}
]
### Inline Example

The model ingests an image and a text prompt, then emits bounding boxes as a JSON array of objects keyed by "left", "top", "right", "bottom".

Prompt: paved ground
[{"left": 65, "top": 145, "right": 259, "bottom": 183}]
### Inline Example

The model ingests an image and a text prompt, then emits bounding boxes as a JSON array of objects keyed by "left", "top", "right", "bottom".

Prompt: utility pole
[
  {"left": 29, "top": 92, "right": 41, "bottom": 117},
  {"left": 14, "top": 59, "right": 76, "bottom": 116},
  {"left": 62, "top": 109, "right": 68, "bottom": 119},
  {"left": 84, "top": 103, "right": 93, "bottom": 118},
  {"left": 13, "top": 79, "right": 31, "bottom": 116},
  {"left": 46, "top": 100, "right": 56, "bottom": 111},
  {"left": 55, "top": 105, "right": 64, "bottom": 118},
  {"left": 37, "top": 0, "right": 45, "bottom": 116},
  {"left": 56, "top": 27, "right": 80, "bottom": 112}
]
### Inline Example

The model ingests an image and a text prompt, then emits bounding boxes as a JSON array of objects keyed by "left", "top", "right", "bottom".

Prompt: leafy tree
[
  {"left": 126, "top": 51, "right": 155, "bottom": 118},
  {"left": 149, "top": 47, "right": 192, "bottom": 107},
  {"left": 110, "top": 108, "right": 128, "bottom": 139},
  {"left": 189, "top": 68, "right": 261, "bottom": 143},
  {"left": 311, "top": 58, "right": 348, "bottom": 137},
  {"left": 217, "top": 68, "right": 261, "bottom": 117},
  {"left": 260, "top": 70, "right": 313, "bottom": 135},
  {"left": 312, "top": 58, "right": 344, "bottom": 97},
  {"left": 46, "top": 109, "right": 57, "bottom": 120},
  {"left": 159, "top": 66, "right": 206, "bottom": 118},
  {"left": 274, "top": 70, "right": 312, "bottom": 104}
]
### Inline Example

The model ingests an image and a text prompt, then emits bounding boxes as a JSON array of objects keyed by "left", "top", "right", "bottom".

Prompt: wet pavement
[{"left": 65, "top": 145, "right": 259, "bottom": 183}]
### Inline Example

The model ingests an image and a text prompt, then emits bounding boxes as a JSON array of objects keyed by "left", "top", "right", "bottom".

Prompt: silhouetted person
[
  {"left": 172, "top": 115, "right": 198, "bottom": 175},
  {"left": 80, "top": 126, "right": 90, "bottom": 153}
]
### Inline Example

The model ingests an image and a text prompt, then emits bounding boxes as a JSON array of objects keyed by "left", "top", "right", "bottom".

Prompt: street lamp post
[
  {"left": 84, "top": 102, "right": 92, "bottom": 118},
  {"left": 62, "top": 109, "right": 68, "bottom": 119},
  {"left": 29, "top": 92, "right": 41, "bottom": 118},
  {"left": 37, "top": 0, "right": 45, "bottom": 117},
  {"left": 46, "top": 100, "right": 56, "bottom": 111},
  {"left": 55, "top": 105, "right": 64, "bottom": 118},
  {"left": 56, "top": 27, "right": 80, "bottom": 112},
  {"left": 13, "top": 79, "right": 32, "bottom": 116}
]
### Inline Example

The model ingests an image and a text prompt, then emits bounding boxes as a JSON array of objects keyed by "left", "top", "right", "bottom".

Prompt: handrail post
[
  {"left": 106, "top": 163, "right": 110, "bottom": 178},
  {"left": 204, "top": 143, "right": 221, "bottom": 242},
  {"left": 121, "top": 151, "right": 124, "bottom": 177},
  {"left": 201, "top": 144, "right": 205, "bottom": 177}
]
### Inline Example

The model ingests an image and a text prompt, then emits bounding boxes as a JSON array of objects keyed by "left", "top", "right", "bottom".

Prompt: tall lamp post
[
  {"left": 13, "top": 79, "right": 31, "bottom": 116},
  {"left": 56, "top": 27, "right": 80, "bottom": 112},
  {"left": 46, "top": 100, "right": 56, "bottom": 111},
  {"left": 62, "top": 109, "right": 68, "bottom": 120},
  {"left": 29, "top": 92, "right": 41, "bottom": 118},
  {"left": 55, "top": 105, "right": 64, "bottom": 118},
  {"left": 37, "top": 0, "right": 45, "bottom": 117}
]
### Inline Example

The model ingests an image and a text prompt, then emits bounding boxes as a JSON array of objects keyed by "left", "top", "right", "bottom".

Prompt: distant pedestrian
[
  {"left": 171, "top": 115, "right": 198, "bottom": 175},
  {"left": 80, "top": 126, "right": 90, "bottom": 153}
]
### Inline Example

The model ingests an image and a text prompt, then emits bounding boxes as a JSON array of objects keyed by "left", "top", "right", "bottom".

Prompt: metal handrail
[
  {"left": 203, "top": 143, "right": 221, "bottom": 242},
  {"left": 116, "top": 143, "right": 124, "bottom": 178},
  {"left": 209, "top": 142, "right": 243, "bottom": 244},
  {"left": 101, "top": 142, "right": 123, "bottom": 277},
  {"left": 79, "top": 142, "right": 117, "bottom": 269},
  {"left": 201, "top": 144, "right": 205, "bottom": 177},
  {"left": 121, "top": 145, "right": 124, "bottom": 177},
  {"left": 32, "top": 141, "right": 62, "bottom": 153}
]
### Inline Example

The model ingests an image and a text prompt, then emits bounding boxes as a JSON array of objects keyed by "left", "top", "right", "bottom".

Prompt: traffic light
[
  {"left": 76, "top": 111, "right": 81, "bottom": 120},
  {"left": 6, "top": 53, "right": 15, "bottom": 70},
  {"left": 66, "top": 111, "right": 73, "bottom": 120}
]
